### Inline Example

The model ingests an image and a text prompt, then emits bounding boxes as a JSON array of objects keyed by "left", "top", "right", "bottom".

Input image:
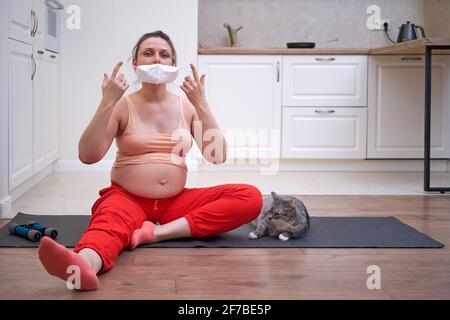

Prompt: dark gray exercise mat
[{"left": 0, "top": 212, "right": 444, "bottom": 248}]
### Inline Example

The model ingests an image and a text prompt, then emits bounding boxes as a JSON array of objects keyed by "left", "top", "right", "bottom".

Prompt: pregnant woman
[{"left": 37, "top": 31, "right": 263, "bottom": 290}]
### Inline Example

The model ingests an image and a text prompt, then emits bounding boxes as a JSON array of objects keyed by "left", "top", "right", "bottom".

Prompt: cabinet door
[
  {"left": 8, "top": 39, "right": 33, "bottom": 191},
  {"left": 367, "top": 55, "right": 450, "bottom": 158},
  {"left": 282, "top": 55, "right": 368, "bottom": 107},
  {"left": 8, "top": 0, "right": 33, "bottom": 44},
  {"left": 34, "top": 50, "right": 59, "bottom": 173},
  {"left": 282, "top": 107, "right": 367, "bottom": 159},
  {"left": 198, "top": 55, "right": 282, "bottom": 160}
]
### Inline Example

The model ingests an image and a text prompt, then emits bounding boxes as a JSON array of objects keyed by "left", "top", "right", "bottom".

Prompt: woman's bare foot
[{"left": 129, "top": 221, "right": 157, "bottom": 249}]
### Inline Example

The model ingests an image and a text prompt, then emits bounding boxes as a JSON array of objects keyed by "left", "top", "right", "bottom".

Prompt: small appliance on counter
[{"left": 396, "top": 21, "right": 426, "bottom": 43}]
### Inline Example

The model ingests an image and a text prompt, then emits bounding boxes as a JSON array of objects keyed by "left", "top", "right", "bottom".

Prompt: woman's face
[{"left": 134, "top": 37, "right": 174, "bottom": 67}]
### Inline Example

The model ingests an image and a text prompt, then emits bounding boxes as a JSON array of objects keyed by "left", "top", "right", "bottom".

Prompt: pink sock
[
  {"left": 38, "top": 237, "right": 99, "bottom": 291},
  {"left": 129, "top": 221, "right": 156, "bottom": 250}
]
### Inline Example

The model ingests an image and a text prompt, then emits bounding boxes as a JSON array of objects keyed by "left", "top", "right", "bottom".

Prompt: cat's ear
[
  {"left": 271, "top": 191, "right": 278, "bottom": 199},
  {"left": 289, "top": 196, "right": 296, "bottom": 207}
]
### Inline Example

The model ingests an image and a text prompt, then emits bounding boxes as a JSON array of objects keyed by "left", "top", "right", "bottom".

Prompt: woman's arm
[
  {"left": 78, "top": 62, "right": 129, "bottom": 164},
  {"left": 181, "top": 64, "right": 228, "bottom": 164}
]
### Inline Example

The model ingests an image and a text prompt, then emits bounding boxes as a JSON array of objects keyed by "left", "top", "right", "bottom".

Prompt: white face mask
[{"left": 134, "top": 64, "right": 179, "bottom": 85}]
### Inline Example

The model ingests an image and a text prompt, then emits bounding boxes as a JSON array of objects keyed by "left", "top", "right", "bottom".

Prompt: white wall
[
  {"left": 59, "top": 0, "right": 198, "bottom": 163},
  {"left": 0, "top": 1, "right": 11, "bottom": 217}
]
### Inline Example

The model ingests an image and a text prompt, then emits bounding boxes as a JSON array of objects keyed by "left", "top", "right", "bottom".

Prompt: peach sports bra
[{"left": 113, "top": 95, "right": 193, "bottom": 171}]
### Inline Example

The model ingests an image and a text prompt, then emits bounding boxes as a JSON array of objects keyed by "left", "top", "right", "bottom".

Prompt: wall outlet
[
  {"left": 366, "top": 5, "right": 391, "bottom": 31},
  {"left": 372, "top": 19, "right": 391, "bottom": 31},
  {"left": 380, "top": 20, "right": 391, "bottom": 31}
]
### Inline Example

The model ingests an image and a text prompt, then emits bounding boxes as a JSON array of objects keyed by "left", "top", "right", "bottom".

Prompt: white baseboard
[
  {"left": 54, "top": 158, "right": 449, "bottom": 173},
  {"left": 9, "top": 164, "right": 54, "bottom": 203},
  {"left": 2, "top": 164, "right": 54, "bottom": 219},
  {"left": 54, "top": 160, "right": 114, "bottom": 172},
  {"left": 54, "top": 159, "right": 199, "bottom": 172},
  {"left": 3, "top": 159, "right": 448, "bottom": 218},
  {"left": 0, "top": 196, "right": 11, "bottom": 219},
  {"left": 197, "top": 158, "right": 450, "bottom": 172}
]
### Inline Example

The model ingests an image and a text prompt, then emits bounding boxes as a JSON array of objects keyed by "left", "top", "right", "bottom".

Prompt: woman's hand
[
  {"left": 101, "top": 61, "right": 129, "bottom": 107},
  {"left": 180, "top": 64, "right": 208, "bottom": 110}
]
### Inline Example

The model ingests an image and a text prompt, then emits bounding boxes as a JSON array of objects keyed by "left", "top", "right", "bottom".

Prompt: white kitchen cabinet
[
  {"left": 282, "top": 107, "right": 367, "bottom": 159},
  {"left": 8, "top": 0, "right": 33, "bottom": 44},
  {"left": 282, "top": 55, "right": 368, "bottom": 107},
  {"left": 8, "top": 38, "right": 34, "bottom": 190},
  {"left": 7, "top": 0, "right": 60, "bottom": 192},
  {"left": 33, "top": 49, "right": 59, "bottom": 173},
  {"left": 198, "top": 55, "right": 282, "bottom": 159},
  {"left": 367, "top": 55, "right": 450, "bottom": 158}
]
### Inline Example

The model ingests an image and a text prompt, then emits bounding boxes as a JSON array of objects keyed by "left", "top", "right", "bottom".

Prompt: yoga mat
[{"left": 0, "top": 213, "right": 444, "bottom": 248}]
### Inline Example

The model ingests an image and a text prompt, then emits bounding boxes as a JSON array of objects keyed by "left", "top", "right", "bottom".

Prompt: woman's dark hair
[{"left": 132, "top": 31, "right": 177, "bottom": 66}]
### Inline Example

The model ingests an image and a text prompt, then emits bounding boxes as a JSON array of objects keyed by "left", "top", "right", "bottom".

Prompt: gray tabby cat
[{"left": 249, "top": 191, "right": 310, "bottom": 241}]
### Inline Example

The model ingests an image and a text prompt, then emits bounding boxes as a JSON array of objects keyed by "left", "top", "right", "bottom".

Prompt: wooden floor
[{"left": 0, "top": 195, "right": 449, "bottom": 300}]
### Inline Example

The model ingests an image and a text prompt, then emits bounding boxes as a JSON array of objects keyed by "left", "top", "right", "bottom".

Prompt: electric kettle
[{"left": 397, "top": 21, "right": 426, "bottom": 43}]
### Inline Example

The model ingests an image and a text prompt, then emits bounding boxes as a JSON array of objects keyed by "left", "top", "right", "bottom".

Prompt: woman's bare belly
[{"left": 110, "top": 163, "right": 187, "bottom": 199}]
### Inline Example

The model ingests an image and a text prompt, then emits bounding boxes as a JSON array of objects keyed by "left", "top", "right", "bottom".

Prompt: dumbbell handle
[
  {"left": 28, "top": 222, "right": 58, "bottom": 239},
  {"left": 9, "top": 224, "right": 42, "bottom": 242}
]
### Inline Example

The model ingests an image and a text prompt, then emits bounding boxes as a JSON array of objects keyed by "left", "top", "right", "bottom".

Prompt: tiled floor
[{"left": 9, "top": 171, "right": 450, "bottom": 217}]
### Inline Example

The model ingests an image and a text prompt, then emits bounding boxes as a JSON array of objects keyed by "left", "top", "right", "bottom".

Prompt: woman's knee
[
  {"left": 235, "top": 184, "right": 263, "bottom": 218},
  {"left": 240, "top": 184, "right": 262, "bottom": 200},
  {"left": 92, "top": 193, "right": 146, "bottom": 229},
  {"left": 92, "top": 207, "right": 144, "bottom": 237}
]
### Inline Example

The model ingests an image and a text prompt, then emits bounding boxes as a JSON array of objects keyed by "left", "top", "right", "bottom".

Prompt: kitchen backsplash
[
  {"left": 199, "top": 0, "right": 449, "bottom": 48},
  {"left": 425, "top": 0, "right": 450, "bottom": 41}
]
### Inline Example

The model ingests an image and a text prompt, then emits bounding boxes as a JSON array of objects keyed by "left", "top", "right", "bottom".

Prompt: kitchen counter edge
[{"left": 198, "top": 38, "right": 450, "bottom": 55}]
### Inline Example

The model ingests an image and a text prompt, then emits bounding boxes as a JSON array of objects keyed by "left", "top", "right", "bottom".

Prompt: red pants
[{"left": 74, "top": 181, "right": 263, "bottom": 273}]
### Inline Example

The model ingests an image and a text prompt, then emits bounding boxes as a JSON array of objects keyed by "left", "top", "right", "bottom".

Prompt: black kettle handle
[{"left": 415, "top": 25, "right": 426, "bottom": 38}]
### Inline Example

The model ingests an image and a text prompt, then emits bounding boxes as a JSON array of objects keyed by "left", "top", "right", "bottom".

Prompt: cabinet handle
[
  {"left": 34, "top": 12, "right": 39, "bottom": 37},
  {"left": 401, "top": 57, "right": 422, "bottom": 61},
  {"left": 31, "top": 54, "right": 36, "bottom": 80},
  {"left": 315, "top": 57, "right": 336, "bottom": 62},
  {"left": 50, "top": 55, "right": 56, "bottom": 59},
  {"left": 37, "top": 50, "right": 45, "bottom": 55},
  {"left": 276, "top": 61, "right": 280, "bottom": 82},
  {"left": 314, "top": 110, "right": 335, "bottom": 114},
  {"left": 30, "top": 10, "right": 37, "bottom": 36}
]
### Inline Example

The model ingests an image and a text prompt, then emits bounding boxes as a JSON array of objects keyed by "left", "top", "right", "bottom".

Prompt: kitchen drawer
[
  {"left": 282, "top": 55, "right": 368, "bottom": 107},
  {"left": 282, "top": 107, "right": 367, "bottom": 159}
]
